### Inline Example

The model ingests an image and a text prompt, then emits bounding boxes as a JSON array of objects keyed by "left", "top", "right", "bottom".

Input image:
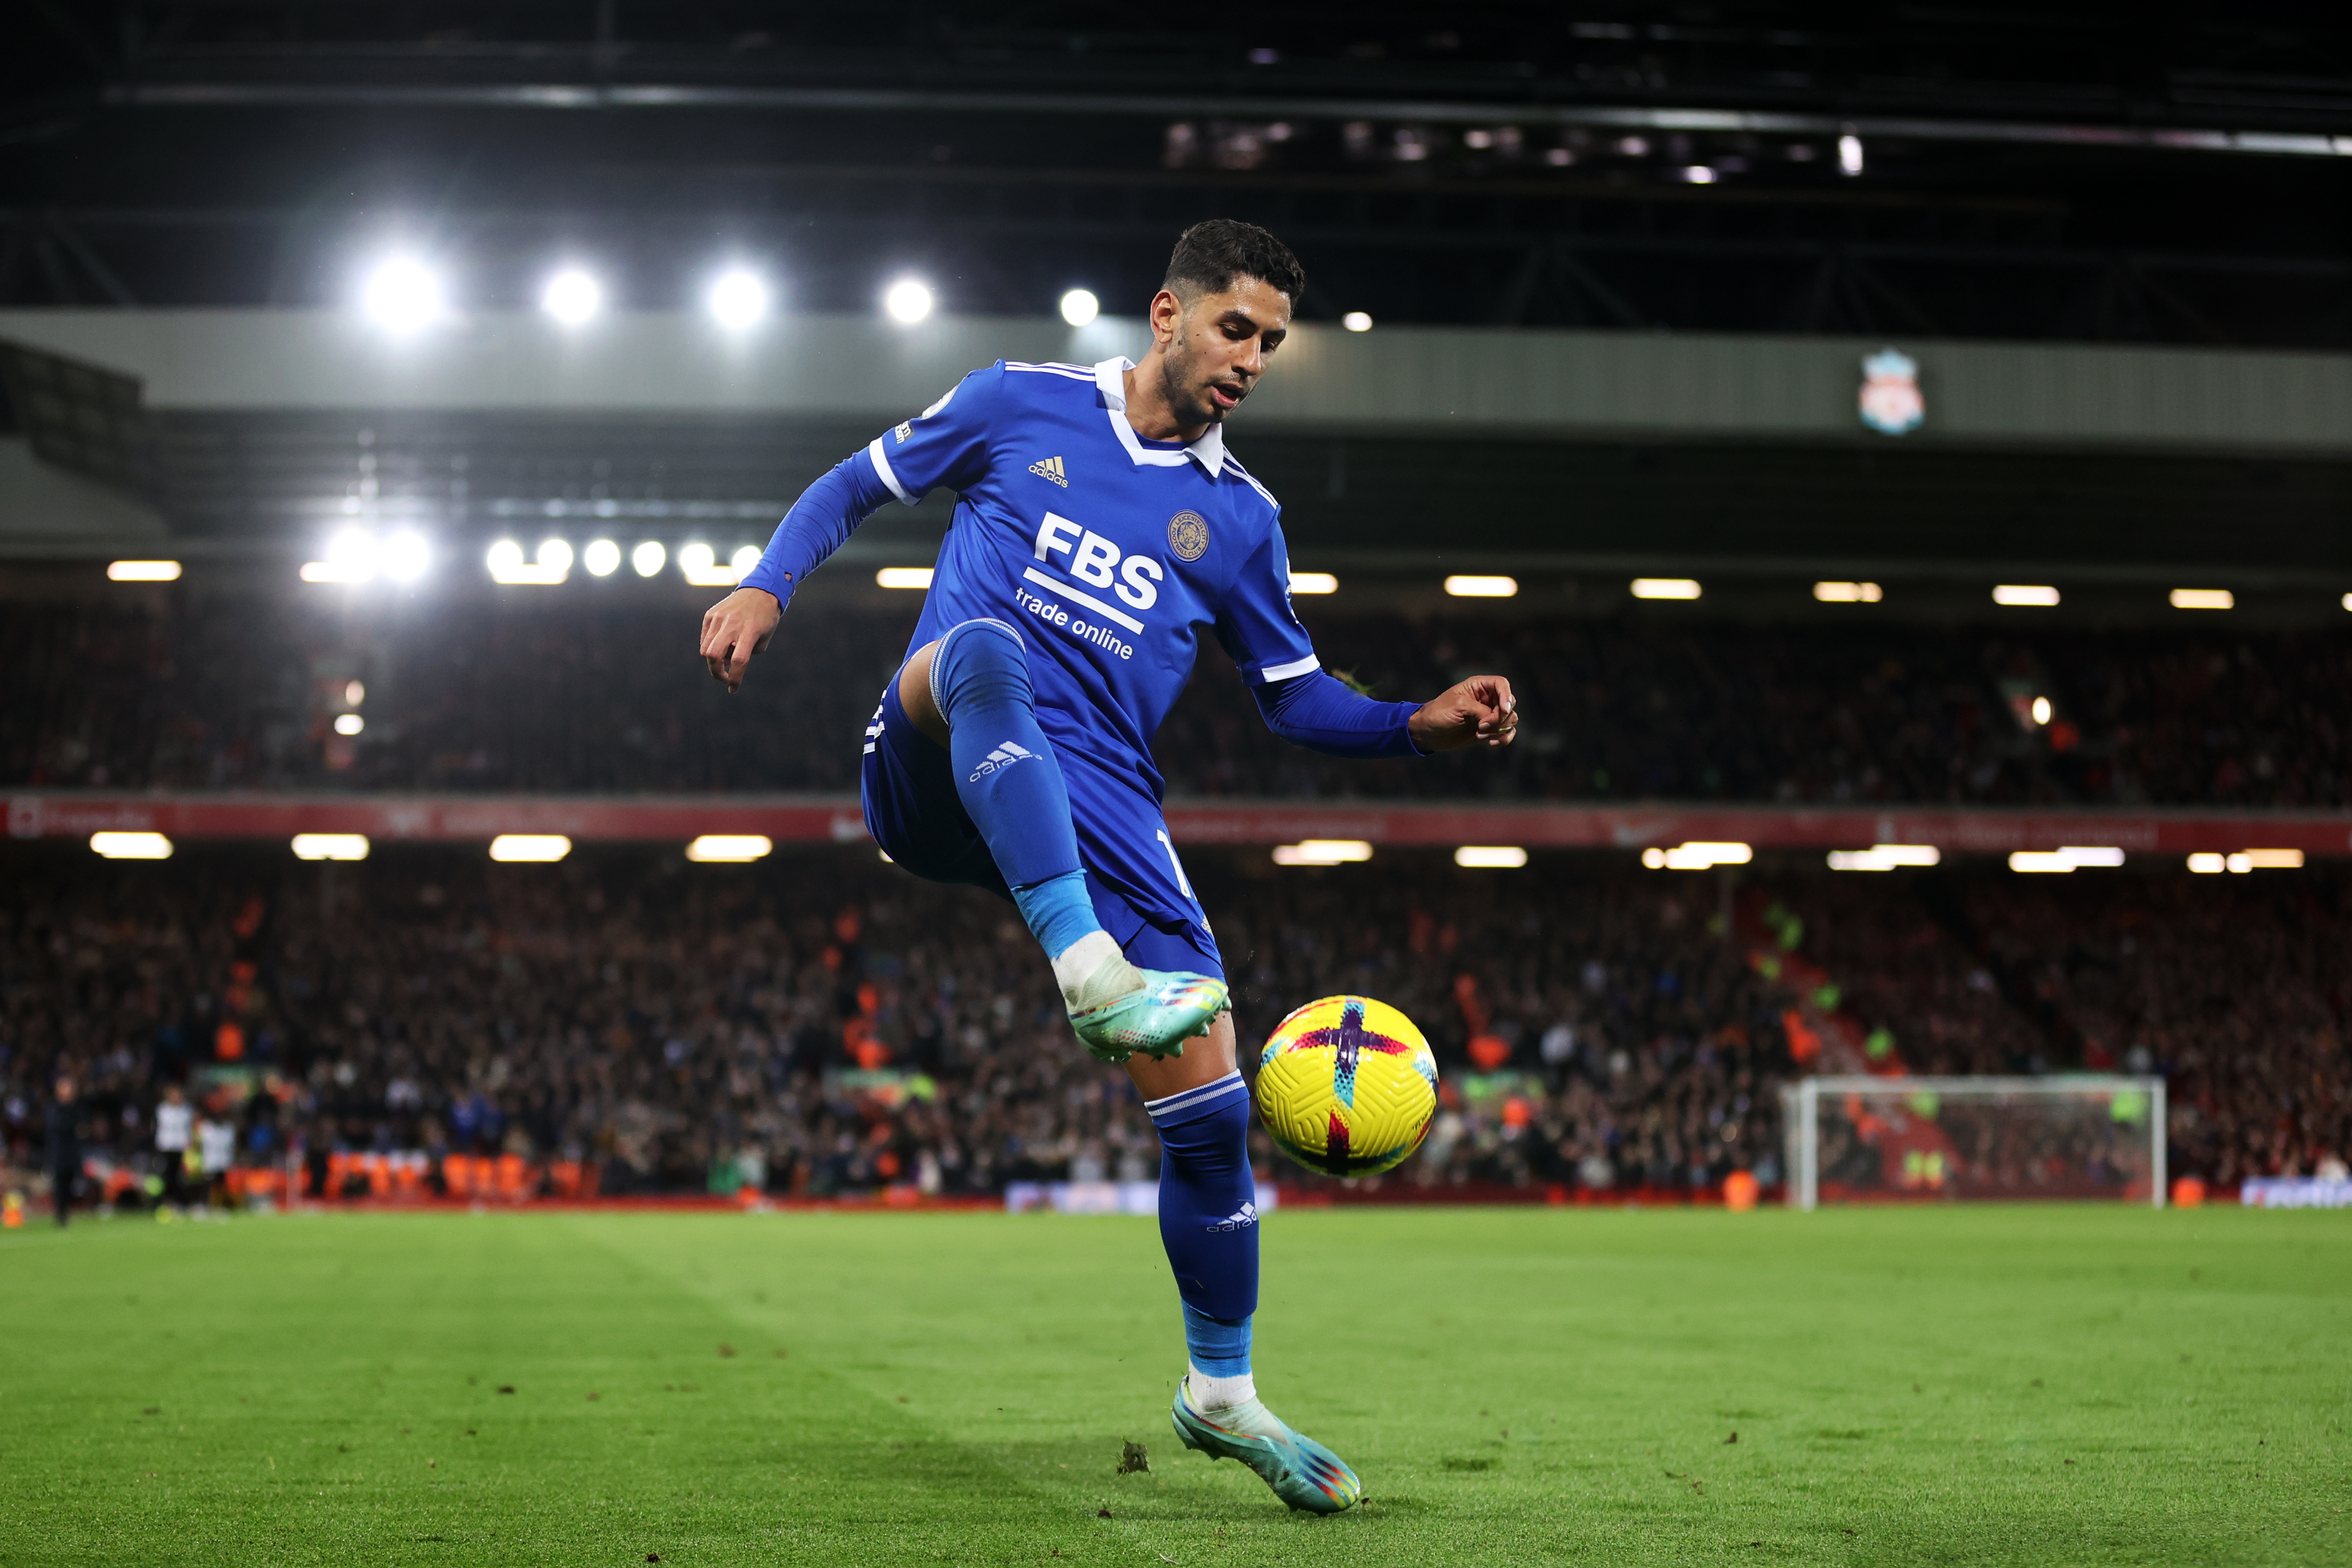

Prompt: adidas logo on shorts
[{"left": 967, "top": 740, "right": 1036, "bottom": 783}]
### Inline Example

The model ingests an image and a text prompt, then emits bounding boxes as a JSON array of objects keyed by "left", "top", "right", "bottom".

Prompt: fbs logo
[
  {"left": 1205, "top": 1201, "right": 1259, "bottom": 1233},
  {"left": 1028, "top": 455, "right": 1069, "bottom": 488},
  {"left": 968, "top": 740, "right": 1037, "bottom": 783}
]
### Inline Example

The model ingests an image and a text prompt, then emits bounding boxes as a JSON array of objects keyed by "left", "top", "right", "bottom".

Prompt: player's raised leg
[
  {"left": 900, "top": 621, "right": 1225, "bottom": 1062},
  {"left": 1128, "top": 1029, "right": 1362, "bottom": 1514}
]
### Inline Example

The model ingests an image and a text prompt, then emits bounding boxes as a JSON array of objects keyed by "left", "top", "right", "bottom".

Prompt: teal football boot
[
  {"left": 1170, "top": 1378, "right": 1363, "bottom": 1514},
  {"left": 1070, "top": 970, "right": 1227, "bottom": 1063}
]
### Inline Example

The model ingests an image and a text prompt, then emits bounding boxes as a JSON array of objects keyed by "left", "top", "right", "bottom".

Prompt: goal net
[{"left": 1778, "top": 1075, "right": 2166, "bottom": 1210}]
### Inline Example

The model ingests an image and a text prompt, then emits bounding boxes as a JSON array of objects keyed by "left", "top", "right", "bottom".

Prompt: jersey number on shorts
[{"left": 1154, "top": 829, "right": 1195, "bottom": 899}]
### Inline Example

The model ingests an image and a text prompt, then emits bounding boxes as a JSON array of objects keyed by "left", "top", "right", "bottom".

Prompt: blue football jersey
[{"left": 867, "top": 356, "right": 1319, "bottom": 796}]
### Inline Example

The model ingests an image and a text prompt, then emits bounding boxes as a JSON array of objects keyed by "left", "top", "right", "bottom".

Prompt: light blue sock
[
  {"left": 1183, "top": 1300, "right": 1253, "bottom": 1377},
  {"left": 1011, "top": 870, "right": 1099, "bottom": 960}
]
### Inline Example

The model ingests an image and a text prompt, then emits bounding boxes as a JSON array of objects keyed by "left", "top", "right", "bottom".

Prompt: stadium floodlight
[
  {"left": 301, "top": 525, "right": 379, "bottom": 584},
  {"left": 686, "top": 834, "right": 774, "bottom": 863},
  {"left": 2030, "top": 695, "right": 2052, "bottom": 725},
  {"left": 677, "top": 541, "right": 739, "bottom": 587},
  {"left": 1838, "top": 133, "right": 1865, "bottom": 177},
  {"left": 90, "top": 831, "right": 172, "bottom": 860},
  {"left": 876, "top": 567, "right": 934, "bottom": 589},
  {"left": 1641, "top": 840, "right": 1754, "bottom": 870},
  {"left": 885, "top": 278, "right": 935, "bottom": 324},
  {"left": 1342, "top": 312, "right": 1373, "bottom": 332},
  {"left": 730, "top": 544, "right": 762, "bottom": 577},
  {"left": 1993, "top": 584, "right": 2060, "bottom": 606},
  {"left": 2170, "top": 588, "right": 2233, "bottom": 610},
  {"left": 2187, "top": 852, "right": 2227, "bottom": 874},
  {"left": 583, "top": 538, "right": 622, "bottom": 577},
  {"left": 291, "top": 833, "right": 370, "bottom": 862},
  {"left": 1813, "top": 580, "right": 1882, "bottom": 603},
  {"left": 488, "top": 834, "right": 571, "bottom": 862},
  {"left": 1272, "top": 840, "right": 1375, "bottom": 866},
  {"left": 1781, "top": 1075, "right": 2164, "bottom": 1210},
  {"left": 1454, "top": 846, "right": 1529, "bottom": 869},
  {"left": 2010, "top": 846, "right": 2125, "bottom": 873},
  {"left": 333, "top": 714, "right": 364, "bottom": 736},
  {"left": 1828, "top": 844, "right": 1942, "bottom": 871},
  {"left": 344, "top": 680, "right": 365, "bottom": 706},
  {"left": 540, "top": 267, "right": 603, "bottom": 325},
  {"left": 631, "top": 540, "right": 666, "bottom": 577},
  {"left": 2343, "top": 593, "right": 2352, "bottom": 614},
  {"left": 706, "top": 269, "right": 770, "bottom": 329},
  {"left": 2240, "top": 848, "right": 2304, "bottom": 869},
  {"left": 1631, "top": 577, "right": 1702, "bottom": 600},
  {"left": 380, "top": 529, "right": 431, "bottom": 583},
  {"left": 108, "top": 560, "right": 181, "bottom": 582},
  {"left": 1060, "top": 289, "right": 1100, "bottom": 326},
  {"left": 1444, "top": 575, "right": 1517, "bottom": 597},
  {"left": 360, "top": 256, "right": 446, "bottom": 333},
  {"left": 486, "top": 537, "right": 570, "bottom": 585},
  {"left": 1682, "top": 166, "right": 1717, "bottom": 184},
  {"left": 1287, "top": 571, "right": 1339, "bottom": 594}
]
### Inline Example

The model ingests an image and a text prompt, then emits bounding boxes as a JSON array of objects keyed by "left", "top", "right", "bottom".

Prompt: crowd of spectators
[
  {"left": 10, "top": 592, "right": 2352, "bottom": 807},
  {"left": 4, "top": 844, "right": 2343, "bottom": 1211},
  {"left": 0, "top": 844, "right": 1791, "bottom": 1207}
]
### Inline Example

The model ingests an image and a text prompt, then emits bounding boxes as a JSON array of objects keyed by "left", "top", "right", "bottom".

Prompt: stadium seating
[
  {"left": 2, "top": 844, "right": 2342, "bottom": 1203},
  {"left": 9, "top": 596, "right": 2352, "bottom": 806}
]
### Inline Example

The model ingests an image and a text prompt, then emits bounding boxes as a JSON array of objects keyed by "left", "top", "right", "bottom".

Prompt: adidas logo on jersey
[
  {"left": 1205, "top": 1201, "right": 1259, "bottom": 1233},
  {"left": 967, "top": 740, "right": 1037, "bottom": 783},
  {"left": 1028, "top": 455, "right": 1068, "bottom": 487}
]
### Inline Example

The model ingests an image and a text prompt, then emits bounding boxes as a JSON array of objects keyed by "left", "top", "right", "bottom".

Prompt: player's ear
[{"left": 1149, "top": 288, "right": 1185, "bottom": 344}]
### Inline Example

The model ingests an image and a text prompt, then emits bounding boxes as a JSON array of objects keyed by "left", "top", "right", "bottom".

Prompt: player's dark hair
[{"left": 1162, "top": 220, "right": 1306, "bottom": 304}]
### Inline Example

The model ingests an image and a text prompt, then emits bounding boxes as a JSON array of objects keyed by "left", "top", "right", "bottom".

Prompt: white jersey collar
[{"left": 1093, "top": 357, "right": 1226, "bottom": 478}]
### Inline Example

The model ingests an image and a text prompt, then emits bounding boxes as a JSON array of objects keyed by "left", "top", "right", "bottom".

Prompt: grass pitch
[{"left": 2, "top": 1205, "right": 2345, "bottom": 1567}]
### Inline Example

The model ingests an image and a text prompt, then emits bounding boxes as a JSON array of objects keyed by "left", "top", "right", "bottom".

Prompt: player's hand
[
  {"left": 1408, "top": 675, "right": 1519, "bottom": 752},
  {"left": 699, "top": 586, "right": 783, "bottom": 692}
]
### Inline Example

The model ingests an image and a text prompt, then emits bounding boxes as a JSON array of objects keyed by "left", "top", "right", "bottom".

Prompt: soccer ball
[{"left": 1252, "top": 996, "right": 1440, "bottom": 1176}]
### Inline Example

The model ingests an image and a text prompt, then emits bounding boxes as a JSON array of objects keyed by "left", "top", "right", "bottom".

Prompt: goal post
[{"left": 1780, "top": 1075, "right": 2166, "bottom": 1210}]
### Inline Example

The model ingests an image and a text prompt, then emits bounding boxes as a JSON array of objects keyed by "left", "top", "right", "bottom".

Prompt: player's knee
[{"left": 930, "top": 617, "right": 1032, "bottom": 722}]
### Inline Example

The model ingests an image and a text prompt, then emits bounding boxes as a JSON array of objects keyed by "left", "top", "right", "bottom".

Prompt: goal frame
[{"left": 1781, "top": 1075, "right": 2166, "bottom": 1211}]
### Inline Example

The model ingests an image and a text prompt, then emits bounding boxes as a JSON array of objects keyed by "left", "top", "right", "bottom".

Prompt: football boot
[
  {"left": 1070, "top": 970, "right": 1227, "bottom": 1063},
  {"left": 1170, "top": 1377, "right": 1362, "bottom": 1514}
]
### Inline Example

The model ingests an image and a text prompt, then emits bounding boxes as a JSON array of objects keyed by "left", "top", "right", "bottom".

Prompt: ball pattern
[{"left": 1253, "top": 995, "right": 1440, "bottom": 1176}]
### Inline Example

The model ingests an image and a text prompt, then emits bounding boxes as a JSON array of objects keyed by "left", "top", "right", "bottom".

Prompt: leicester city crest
[
  {"left": 1166, "top": 511, "right": 1210, "bottom": 562},
  {"left": 1858, "top": 347, "right": 1924, "bottom": 436}
]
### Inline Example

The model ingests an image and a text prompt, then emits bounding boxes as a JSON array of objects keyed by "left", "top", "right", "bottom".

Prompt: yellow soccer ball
[{"left": 1252, "top": 996, "right": 1440, "bottom": 1176}]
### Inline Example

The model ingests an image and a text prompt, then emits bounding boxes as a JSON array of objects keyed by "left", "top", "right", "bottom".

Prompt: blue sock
[
  {"left": 1011, "top": 872, "right": 1099, "bottom": 962},
  {"left": 1182, "top": 1300, "right": 1252, "bottom": 1377},
  {"left": 931, "top": 619, "right": 1102, "bottom": 956},
  {"left": 1147, "top": 1072, "right": 1258, "bottom": 1366}
]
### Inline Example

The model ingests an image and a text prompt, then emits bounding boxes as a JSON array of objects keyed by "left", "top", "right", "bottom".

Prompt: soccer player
[{"left": 700, "top": 220, "right": 1518, "bottom": 1512}]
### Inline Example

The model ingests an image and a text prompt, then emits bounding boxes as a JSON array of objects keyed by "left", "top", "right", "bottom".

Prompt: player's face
[{"left": 1154, "top": 276, "right": 1291, "bottom": 427}]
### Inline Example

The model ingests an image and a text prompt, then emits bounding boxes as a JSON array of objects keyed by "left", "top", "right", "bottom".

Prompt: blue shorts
[{"left": 860, "top": 675, "right": 1224, "bottom": 981}]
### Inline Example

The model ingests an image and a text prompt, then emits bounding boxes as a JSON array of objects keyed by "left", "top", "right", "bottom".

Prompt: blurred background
[{"left": 3, "top": 2, "right": 2348, "bottom": 1216}]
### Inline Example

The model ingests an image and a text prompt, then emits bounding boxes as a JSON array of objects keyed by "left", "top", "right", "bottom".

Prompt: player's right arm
[{"left": 700, "top": 364, "right": 1006, "bottom": 690}]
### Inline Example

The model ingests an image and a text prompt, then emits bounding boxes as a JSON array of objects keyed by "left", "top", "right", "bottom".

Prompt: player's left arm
[{"left": 1216, "top": 520, "right": 1518, "bottom": 757}]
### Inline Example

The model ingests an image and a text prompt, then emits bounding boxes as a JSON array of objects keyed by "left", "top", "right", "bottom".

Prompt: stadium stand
[
  {"left": 5, "top": 845, "right": 2343, "bottom": 1206},
  {"left": 9, "top": 594, "right": 2352, "bottom": 807}
]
